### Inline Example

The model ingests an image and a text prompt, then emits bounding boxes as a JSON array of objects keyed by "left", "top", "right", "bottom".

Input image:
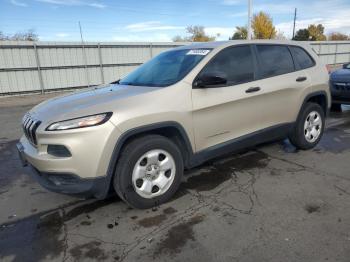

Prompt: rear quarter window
[
  {"left": 290, "top": 46, "right": 315, "bottom": 70},
  {"left": 256, "top": 45, "right": 294, "bottom": 78}
]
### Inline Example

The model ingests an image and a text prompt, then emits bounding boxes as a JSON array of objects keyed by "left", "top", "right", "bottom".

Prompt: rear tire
[
  {"left": 289, "top": 102, "right": 325, "bottom": 150},
  {"left": 331, "top": 103, "right": 342, "bottom": 112},
  {"left": 113, "top": 135, "right": 183, "bottom": 209}
]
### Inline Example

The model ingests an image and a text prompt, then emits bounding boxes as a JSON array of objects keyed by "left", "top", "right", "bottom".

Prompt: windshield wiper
[
  {"left": 120, "top": 82, "right": 136, "bottom": 86},
  {"left": 110, "top": 79, "right": 120, "bottom": 84}
]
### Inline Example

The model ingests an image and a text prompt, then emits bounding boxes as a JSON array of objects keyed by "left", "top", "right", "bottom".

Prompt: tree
[
  {"left": 308, "top": 24, "right": 326, "bottom": 41},
  {"left": 294, "top": 24, "right": 326, "bottom": 41},
  {"left": 294, "top": 28, "right": 310, "bottom": 41},
  {"left": 0, "top": 31, "right": 8, "bottom": 40},
  {"left": 328, "top": 32, "right": 349, "bottom": 41},
  {"left": 0, "top": 29, "right": 38, "bottom": 41},
  {"left": 251, "top": 11, "right": 276, "bottom": 39},
  {"left": 230, "top": 26, "right": 247, "bottom": 40},
  {"left": 172, "top": 35, "right": 186, "bottom": 42},
  {"left": 274, "top": 31, "right": 287, "bottom": 40},
  {"left": 173, "top": 25, "right": 216, "bottom": 42}
]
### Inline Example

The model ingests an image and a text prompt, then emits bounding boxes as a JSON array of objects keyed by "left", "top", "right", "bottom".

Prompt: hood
[
  {"left": 29, "top": 84, "right": 160, "bottom": 123},
  {"left": 330, "top": 69, "right": 350, "bottom": 82}
]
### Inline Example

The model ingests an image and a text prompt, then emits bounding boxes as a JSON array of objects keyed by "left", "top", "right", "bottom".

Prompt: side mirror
[
  {"left": 193, "top": 73, "right": 227, "bottom": 88},
  {"left": 343, "top": 63, "right": 350, "bottom": 69}
]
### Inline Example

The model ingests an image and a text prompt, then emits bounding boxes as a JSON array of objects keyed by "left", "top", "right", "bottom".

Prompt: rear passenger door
[{"left": 253, "top": 44, "right": 312, "bottom": 130}]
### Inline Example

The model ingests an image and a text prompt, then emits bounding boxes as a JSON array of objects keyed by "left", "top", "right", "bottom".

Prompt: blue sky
[{"left": 1, "top": 0, "right": 350, "bottom": 41}]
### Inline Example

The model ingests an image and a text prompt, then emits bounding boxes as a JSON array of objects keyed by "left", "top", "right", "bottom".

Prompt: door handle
[
  {"left": 296, "top": 76, "right": 307, "bottom": 82},
  {"left": 245, "top": 87, "right": 261, "bottom": 93}
]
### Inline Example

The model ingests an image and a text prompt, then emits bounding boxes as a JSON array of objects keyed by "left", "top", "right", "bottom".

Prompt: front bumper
[
  {"left": 17, "top": 120, "right": 122, "bottom": 198},
  {"left": 330, "top": 81, "right": 350, "bottom": 104},
  {"left": 332, "top": 97, "right": 350, "bottom": 105},
  {"left": 17, "top": 142, "right": 110, "bottom": 198}
]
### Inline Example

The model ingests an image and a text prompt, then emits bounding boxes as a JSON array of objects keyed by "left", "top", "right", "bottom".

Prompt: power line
[{"left": 79, "top": 21, "right": 90, "bottom": 88}]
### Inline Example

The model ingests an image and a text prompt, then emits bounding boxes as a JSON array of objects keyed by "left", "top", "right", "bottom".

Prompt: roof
[{"left": 175, "top": 40, "right": 310, "bottom": 50}]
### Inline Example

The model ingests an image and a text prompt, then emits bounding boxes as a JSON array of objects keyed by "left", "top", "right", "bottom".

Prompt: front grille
[
  {"left": 333, "top": 82, "right": 350, "bottom": 92},
  {"left": 22, "top": 114, "right": 41, "bottom": 145}
]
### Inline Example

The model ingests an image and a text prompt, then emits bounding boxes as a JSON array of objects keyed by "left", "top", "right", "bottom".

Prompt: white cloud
[
  {"left": 87, "top": 2, "right": 105, "bottom": 8},
  {"left": 253, "top": 3, "right": 295, "bottom": 15},
  {"left": 125, "top": 21, "right": 184, "bottom": 32},
  {"left": 276, "top": 18, "right": 321, "bottom": 38},
  {"left": 112, "top": 33, "right": 173, "bottom": 42},
  {"left": 55, "top": 33, "right": 70, "bottom": 37},
  {"left": 229, "top": 11, "right": 247, "bottom": 18},
  {"left": 205, "top": 27, "right": 234, "bottom": 40},
  {"left": 276, "top": 13, "right": 350, "bottom": 38},
  {"left": 222, "top": 0, "right": 242, "bottom": 6},
  {"left": 119, "top": 24, "right": 234, "bottom": 42},
  {"left": 248, "top": 0, "right": 350, "bottom": 37},
  {"left": 36, "top": 0, "right": 106, "bottom": 8},
  {"left": 10, "top": 0, "right": 27, "bottom": 7}
]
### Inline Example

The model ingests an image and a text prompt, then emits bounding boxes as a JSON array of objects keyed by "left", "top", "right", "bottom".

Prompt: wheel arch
[
  {"left": 302, "top": 91, "right": 329, "bottom": 116},
  {"left": 101, "top": 121, "right": 194, "bottom": 198}
]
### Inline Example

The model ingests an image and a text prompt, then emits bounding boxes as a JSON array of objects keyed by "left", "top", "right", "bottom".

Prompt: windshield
[{"left": 120, "top": 48, "right": 211, "bottom": 87}]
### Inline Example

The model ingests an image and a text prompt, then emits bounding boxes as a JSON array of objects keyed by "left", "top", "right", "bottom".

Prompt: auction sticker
[{"left": 186, "top": 49, "right": 211, "bottom": 55}]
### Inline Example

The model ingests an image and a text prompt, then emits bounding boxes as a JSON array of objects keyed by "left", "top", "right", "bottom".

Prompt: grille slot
[
  {"left": 22, "top": 114, "right": 41, "bottom": 145},
  {"left": 334, "top": 82, "right": 350, "bottom": 92}
]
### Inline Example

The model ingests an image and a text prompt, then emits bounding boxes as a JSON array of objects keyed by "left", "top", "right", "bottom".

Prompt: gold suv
[{"left": 17, "top": 40, "right": 330, "bottom": 208}]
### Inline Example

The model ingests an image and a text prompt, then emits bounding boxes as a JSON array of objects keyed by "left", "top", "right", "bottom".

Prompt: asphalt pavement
[{"left": 0, "top": 92, "right": 349, "bottom": 262}]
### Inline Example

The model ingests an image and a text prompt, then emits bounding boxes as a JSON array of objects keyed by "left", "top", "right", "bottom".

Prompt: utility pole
[
  {"left": 292, "top": 8, "right": 297, "bottom": 40},
  {"left": 247, "top": 0, "right": 252, "bottom": 40},
  {"left": 79, "top": 21, "right": 90, "bottom": 88},
  {"left": 79, "top": 21, "right": 84, "bottom": 44}
]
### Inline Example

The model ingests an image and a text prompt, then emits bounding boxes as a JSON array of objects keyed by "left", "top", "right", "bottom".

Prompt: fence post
[
  {"left": 33, "top": 43, "right": 45, "bottom": 94},
  {"left": 149, "top": 43, "right": 153, "bottom": 58},
  {"left": 81, "top": 43, "right": 90, "bottom": 88},
  {"left": 334, "top": 42, "right": 338, "bottom": 65},
  {"left": 98, "top": 43, "right": 105, "bottom": 84}
]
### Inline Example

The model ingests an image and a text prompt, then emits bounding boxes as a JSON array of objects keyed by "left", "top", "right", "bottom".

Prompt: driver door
[{"left": 191, "top": 45, "right": 264, "bottom": 152}]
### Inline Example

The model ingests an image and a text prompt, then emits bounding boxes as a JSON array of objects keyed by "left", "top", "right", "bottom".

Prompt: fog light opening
[{"left": 47, "top": 145, "right": 72, "bottom": 157}]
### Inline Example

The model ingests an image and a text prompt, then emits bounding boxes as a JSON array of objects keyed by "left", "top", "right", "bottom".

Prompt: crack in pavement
[
  {"left": 120, "top": 162, "right": 267, "bottom": 260},
  {"left": 258, "top": 149, "right": 350, "bottom": 183},
  {"left": 334, "top": 185, "right": 350, "bottom": 196},
  {"left": 1, "top": 147, "right": 350, "bottom": 261}
]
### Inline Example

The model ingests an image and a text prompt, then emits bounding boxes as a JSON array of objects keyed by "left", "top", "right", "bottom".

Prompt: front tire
[
  {"left": 289, "top": 102, "right": 325, "bottom": 150},
  {"left": 113, "top": 135, "right": 183, "bottom": 209}
]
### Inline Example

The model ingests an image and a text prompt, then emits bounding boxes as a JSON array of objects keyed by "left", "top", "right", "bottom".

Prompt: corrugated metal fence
[
  {"left": 0, "top": 41, "right": 185, "bottom": 94},
  {"left": 0, "top": 40, "right": 350, "bottom": 95}
]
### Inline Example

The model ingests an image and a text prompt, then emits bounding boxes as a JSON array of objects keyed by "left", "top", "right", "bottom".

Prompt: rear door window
[
  {"left": 290, "top": 46, "right": 315, "bottom": 70},
  {"left": 200, "top": 45, "right": 255, "bottom": 86},
  {"left": 256, "top": 45, "right": 295, "bottom": 78}
]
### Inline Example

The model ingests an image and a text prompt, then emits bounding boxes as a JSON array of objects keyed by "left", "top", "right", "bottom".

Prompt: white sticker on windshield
[{"left": 186, "top": 49, "right": 210, "bottom": 56}]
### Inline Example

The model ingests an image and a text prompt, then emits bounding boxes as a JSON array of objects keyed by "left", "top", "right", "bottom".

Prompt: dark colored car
[{"left": 330, "top": 63, "right": 350, "bottom": 110}]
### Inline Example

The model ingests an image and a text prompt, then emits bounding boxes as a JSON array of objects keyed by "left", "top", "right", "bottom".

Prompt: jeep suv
[{"left": 17, "top": 40, "right": 330, "bottom": 209}]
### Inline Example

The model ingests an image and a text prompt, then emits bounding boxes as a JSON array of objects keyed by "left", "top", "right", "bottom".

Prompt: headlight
[{"left": 46, "top": 112, "right": 112, "bottom": 131}]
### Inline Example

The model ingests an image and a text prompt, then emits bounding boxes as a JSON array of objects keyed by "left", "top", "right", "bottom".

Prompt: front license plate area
[{"left": 16, "top": 142, "right": 27, "bottom": 167}]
